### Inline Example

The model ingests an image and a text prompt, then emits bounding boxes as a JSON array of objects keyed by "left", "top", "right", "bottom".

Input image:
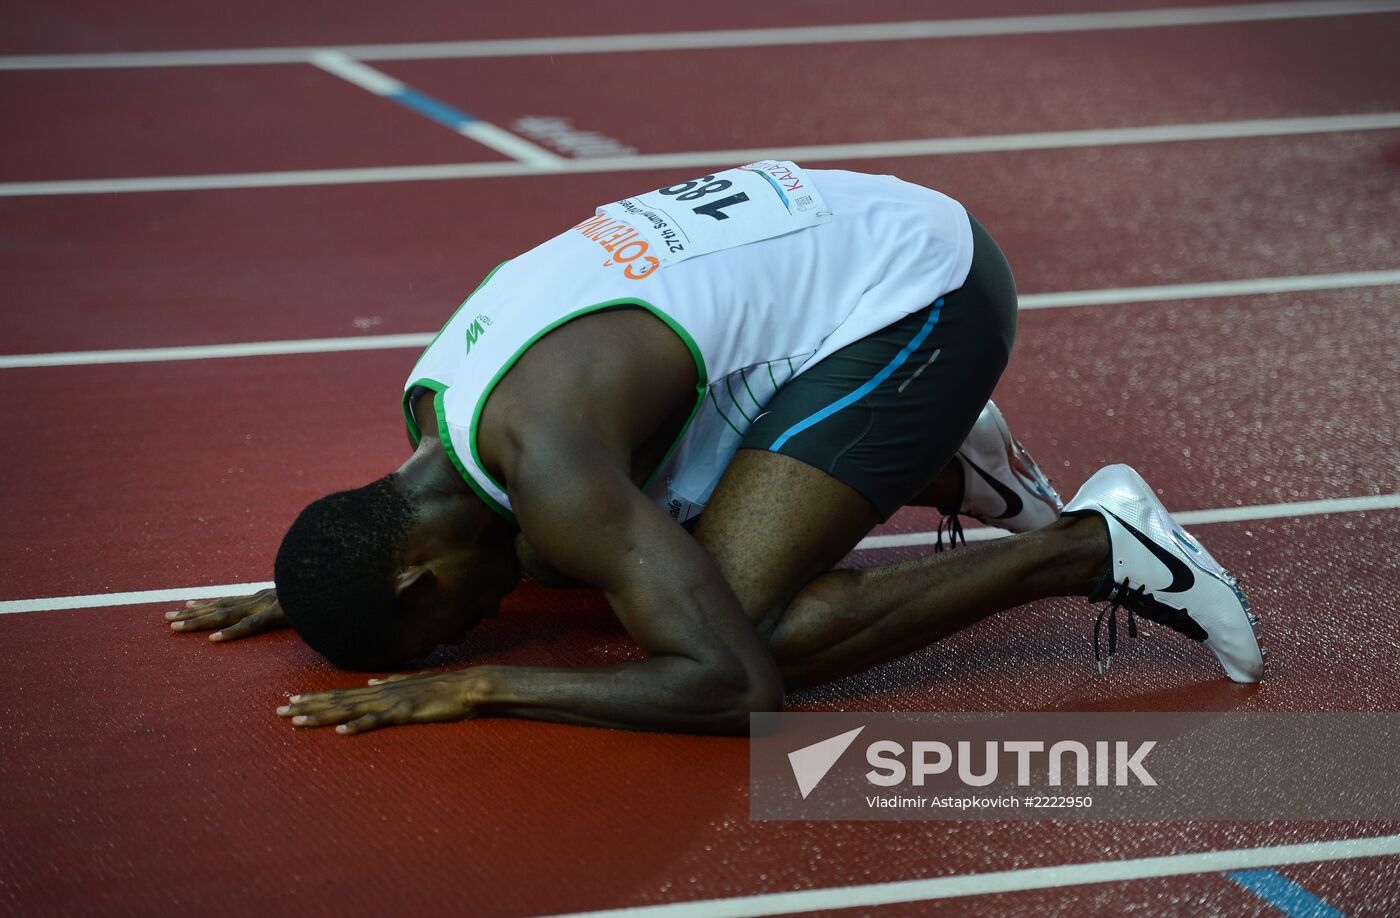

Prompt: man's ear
[{"left": 394, "top": 564, "right": 436, "bottom": 600}]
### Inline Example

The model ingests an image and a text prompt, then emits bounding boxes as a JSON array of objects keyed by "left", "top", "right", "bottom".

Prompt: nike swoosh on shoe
[
  {"left": 964, "top": 457, "right": 1023, "bottom": 520},
  {"left": 1104, "top": 509, "right": 1195, "bottom": 594}
]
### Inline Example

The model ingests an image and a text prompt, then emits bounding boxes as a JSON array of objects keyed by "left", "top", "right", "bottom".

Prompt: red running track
[
  {"left": 2, "top": 3, "right": 1399, "bottom": 916},
  {"left": 4, "top": 132, "right": 1398, "bottom": 354}
]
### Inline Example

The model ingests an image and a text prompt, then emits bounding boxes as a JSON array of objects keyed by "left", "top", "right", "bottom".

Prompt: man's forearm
[{"left": 471, "top": 658, "right": 774, "bottom": 735}]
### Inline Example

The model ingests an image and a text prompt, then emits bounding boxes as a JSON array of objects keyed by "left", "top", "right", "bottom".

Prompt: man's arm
[
  {"left": 279, "top": 431, "right": 784, "bottom": 735},
  {"left": 483, "top": 433, "right": 784, "bottom": 732}
]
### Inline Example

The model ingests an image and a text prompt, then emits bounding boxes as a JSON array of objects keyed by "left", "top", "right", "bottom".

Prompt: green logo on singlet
[{"left": 464, "top": 314, "right": 492, "bottom": 355}]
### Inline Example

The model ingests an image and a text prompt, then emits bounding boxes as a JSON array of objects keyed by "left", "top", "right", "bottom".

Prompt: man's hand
[
  {"left": 165, "top": 588, "right": 287, "bottom": 642},
  {"left": 276, "top": 669, "right": 489, "bottom": 735}
]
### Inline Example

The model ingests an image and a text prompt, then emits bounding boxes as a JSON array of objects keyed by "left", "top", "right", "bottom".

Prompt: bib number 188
[{"left": 657, "top": 176, "right": 750, "bottom": 221}]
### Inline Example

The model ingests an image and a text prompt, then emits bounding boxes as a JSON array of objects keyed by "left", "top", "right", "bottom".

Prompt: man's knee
[
  {"left": 762, "top": 568, "right": 864, "bottom": 665},
  {"left": 693, "top": 449, "right": 878, "bottom": 628}
]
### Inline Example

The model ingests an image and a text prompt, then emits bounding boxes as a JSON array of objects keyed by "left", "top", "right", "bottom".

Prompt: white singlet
[{"left": 403, "top": 164, "right": 974, "bottom": 524}]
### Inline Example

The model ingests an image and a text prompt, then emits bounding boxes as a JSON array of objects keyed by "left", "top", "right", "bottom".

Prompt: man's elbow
[{"left": 700, "top": 656, "right": 785, "bottom": 734}]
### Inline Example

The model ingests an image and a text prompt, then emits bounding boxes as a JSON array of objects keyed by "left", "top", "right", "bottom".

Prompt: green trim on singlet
[
  {"left": 401, "top": 377, "right": 513, "bottom": 521},
  {"left": 466, "top": 298, "right": 709, "bottom": 512},
  {"left": 642, "top": 371, "right": 706, "bottom": 492},
  {"left": 767, "top": 361, "right": 779, "bottom": 390}
]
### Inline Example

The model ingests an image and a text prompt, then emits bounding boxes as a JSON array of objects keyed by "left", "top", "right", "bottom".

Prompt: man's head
[{"left": 274, "top": 473, "right": 518, "bottom": 670}]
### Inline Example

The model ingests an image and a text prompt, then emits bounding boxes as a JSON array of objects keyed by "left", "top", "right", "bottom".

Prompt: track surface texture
[{"left": 1, "top": 2, "right": 1397, "bottom": 917}]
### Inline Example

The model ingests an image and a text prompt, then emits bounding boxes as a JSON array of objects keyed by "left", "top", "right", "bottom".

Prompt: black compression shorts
[{"left": 739, "top": 213, "right": 1018, "bottom": 520}]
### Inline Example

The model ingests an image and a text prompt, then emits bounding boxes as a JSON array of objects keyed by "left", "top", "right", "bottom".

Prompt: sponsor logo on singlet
[
  {"left": 572, "top": 213, "right": 660, "bottom": 281},
  {"left": 464, "top": 314, "right": 493, "bottom": 355}
]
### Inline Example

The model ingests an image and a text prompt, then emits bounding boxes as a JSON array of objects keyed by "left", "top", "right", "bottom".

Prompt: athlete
[{"left": 166, "top": 163, "right": 1263, "bottom": 735}]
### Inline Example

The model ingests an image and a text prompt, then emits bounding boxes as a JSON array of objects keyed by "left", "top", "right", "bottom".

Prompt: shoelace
[
  {"left": 1087, "top": 571, "right": 1207, "bottom": 673},
  {"left": 935, "top": 513, "right": 965, "bottom": 553}
]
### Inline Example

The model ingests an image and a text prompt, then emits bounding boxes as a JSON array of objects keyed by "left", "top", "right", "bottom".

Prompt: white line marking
[
  {"left": 2, "top": 269, "right": 1393, "bottom": 370},
  {"left": 0, "top": 160, "right": 529, "bottom": 197},
  {"left": 1174, "top": 492, "right": 1400, "bottom": 524},
  {"left": 855, "top": 492, "right": 1400, "bottom": 551},
  {"left": 0, "top": 333, "right": 436, "bottom": 369},
  {"left": 0, "top": 582, "right": 275, "bottom": 615},
  {"left": 3, "top": 492, "right": 1394, "bottom": 615},
  {"left": 2, "top": 2, "right": 1396, "bottom": 70},
  {"left": 543, "top": 833, "right": 1400, "bottom": 918},
  {"left": 3, "top": 111, "right": 1399, "bottom": 197},
  {"left": 1020, "top": 269, "right": 1400, "bottom": 310},
  {"left": 457, "top": 121, "right": 565, "bottom": 167},
  {"left": 308, "top": 49, "right": 403, "bottom": 95}
]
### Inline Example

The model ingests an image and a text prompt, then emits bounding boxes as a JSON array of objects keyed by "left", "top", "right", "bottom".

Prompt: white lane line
[
  {"left": 0, "top": 333, "right": 436, "bottom": 369},
  {"left": 855, "top": 492, "right": 1400, "bottom": 551},
  {"left": 0, "top": 582, "right": 276, "bottom": 615},
  {"left": 543, "top": 833, "right": 1400, "bottom": 918},
  {"left": 1020, "top": 269, "right": 1400, "bottom": 311},
  {"left": 2, "top": 1, "right": 1396, "bottom": 70},
  {"left": 3, "top": 111, "right": 1399, "bottom": 198},
  {"left": 4, "top": 492, "right": 1395, "bottom": 615},
  {"left": 2, "top": 269, "right": 1393, "bottom": 370}
]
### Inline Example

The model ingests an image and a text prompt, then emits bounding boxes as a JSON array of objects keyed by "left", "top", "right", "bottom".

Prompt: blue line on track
[
  {"left": 389, "top": 88, "right": 479, "bottom": 130},
  {"left": 1226, "top": 869, "right": 1348, "bottom": 917}
]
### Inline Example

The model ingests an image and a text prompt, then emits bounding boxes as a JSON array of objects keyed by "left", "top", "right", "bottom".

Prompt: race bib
[{"left": 588, "top": 161, "right": 832, "bottom": 278}]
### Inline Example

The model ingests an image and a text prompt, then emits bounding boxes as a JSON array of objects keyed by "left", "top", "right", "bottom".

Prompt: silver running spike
[{"left": 1247, "top": 613, "right": 1260, "bottom": 625}]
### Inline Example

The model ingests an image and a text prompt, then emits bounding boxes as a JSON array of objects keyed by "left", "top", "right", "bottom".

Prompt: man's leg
[
  {"left": 693, "top": 448, "right": 1107, "bottom": 690},
  {"left": 690, "top": 211, "right": 1107, "bottom": 689}
]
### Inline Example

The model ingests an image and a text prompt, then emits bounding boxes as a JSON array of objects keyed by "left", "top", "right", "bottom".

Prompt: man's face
[{"left": 392, "top": 543, "right": 522, "bottom": 664}]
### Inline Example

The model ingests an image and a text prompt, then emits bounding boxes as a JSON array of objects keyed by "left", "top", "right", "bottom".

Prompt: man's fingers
[
  {"left": 166, "top": 602, "right": 221, "bottom": 622},
  {"left": 166, "top": 592, "right": 273, "bottom": 622},
  {"left": 167, "top": 599, "right": 243, "bottom": 626},
  {"left": 279, "top": 690, "right": 431, "bottom": 733},
  {"left": 279, "top": 686, "right": 380, "bottom": 714},
  {"left": 287, "top": 706, "right": 358, "bottom": 728},
  {"left": 337, "top": 713, "right": 385, "bottom": 735},
  {"left": 209, "top": 617, "right": 256, "bottom": 642},
  {"left": 365, "top": 672, "right": 430, "bottom": 686},
  {"left": 209, "top": 607, "right": 284, "bottom": 642},
  {"left": 278, "top": 696, "right": 343, "bottom": 716},
  {"left": 337, "top": 699, "right": 420, "bottom": 734},
  {"left": 169, "top": 609, "right": 233, "bottom": 632},
  {"left": 282, "top": 696, "right": 411, "bottom": 730}
]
